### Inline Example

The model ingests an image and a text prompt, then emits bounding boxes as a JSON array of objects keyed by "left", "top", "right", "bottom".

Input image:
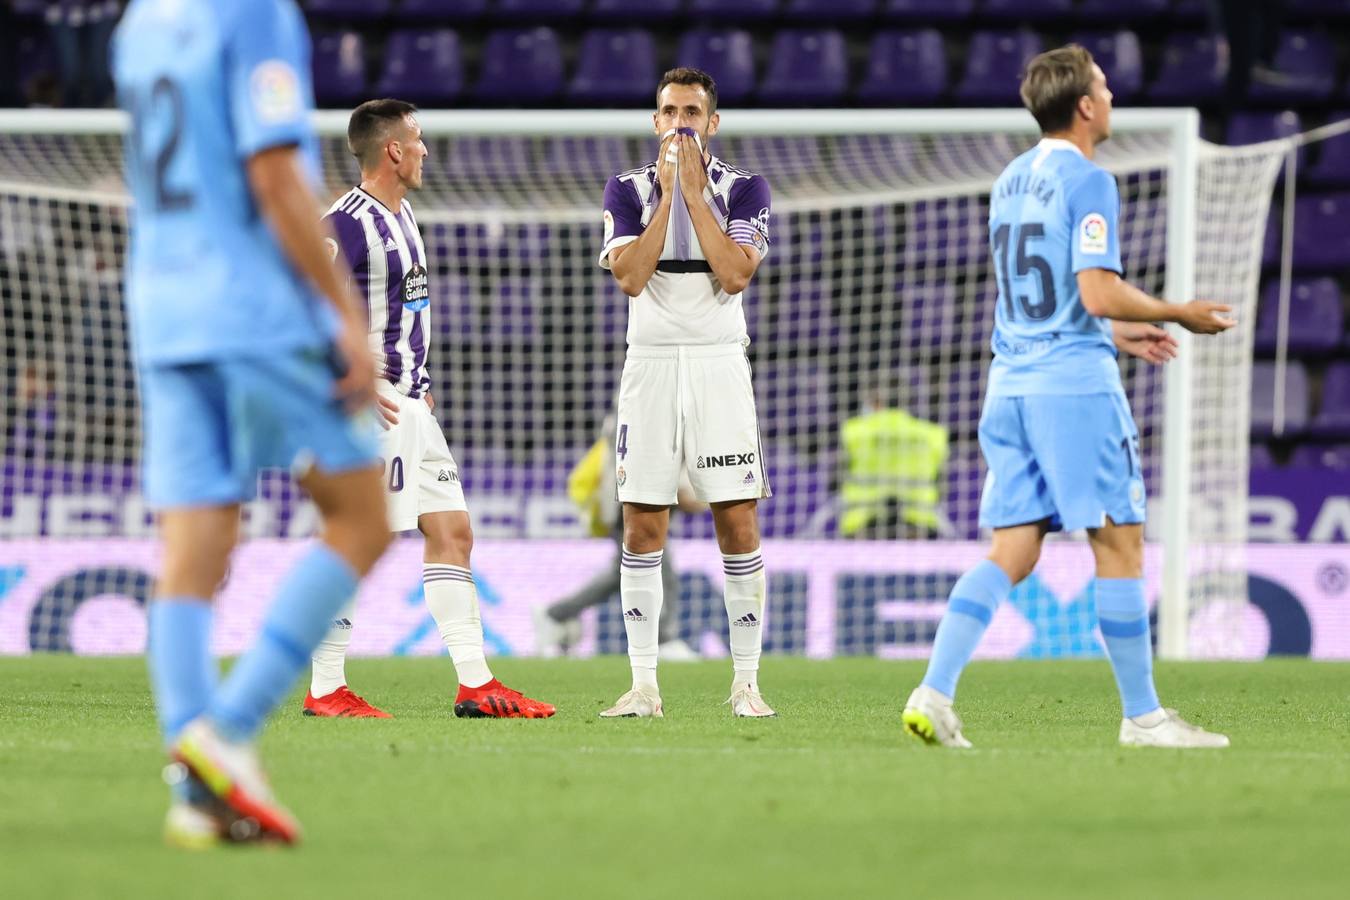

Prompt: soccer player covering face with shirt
[
  {"left": 902, "top": 46, "right": 1235, "bottom": 749},
  {"left": 599, "top": 69, "right": 775, "bottom": 718},
  {"left": 311, "top": 99, "right": 554, "bottom": 720}
]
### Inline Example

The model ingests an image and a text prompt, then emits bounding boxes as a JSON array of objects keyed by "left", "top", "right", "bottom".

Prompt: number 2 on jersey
[
  {"left": 125, "top": 76, "right": 194, "bottom": 212},
  {"left": 992, "top": 223, "right": 1057, "bottom": 321}
]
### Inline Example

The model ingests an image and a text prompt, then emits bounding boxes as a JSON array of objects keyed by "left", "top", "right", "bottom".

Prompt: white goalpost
[{"left": 0, "top": 108, "right": 1284, "bottom": 659}]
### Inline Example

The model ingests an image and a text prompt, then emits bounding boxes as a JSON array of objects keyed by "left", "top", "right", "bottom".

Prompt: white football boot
[
  {"left": 1119, "top": 708, "right": 1230, "bottom": 748},
  {"left": 599, "top": 685, "right": 664, "bottom": 718},
  {"left": 727, "top": 685, "right": 776, "bottom": 718},
  {"left": 902, "top": 685, "right": 974, "bottom": 748}
]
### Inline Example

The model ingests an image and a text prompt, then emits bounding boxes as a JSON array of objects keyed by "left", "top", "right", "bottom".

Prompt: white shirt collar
[{"left": 1037, "top": 138, "right": 1085, "bottom": 157}]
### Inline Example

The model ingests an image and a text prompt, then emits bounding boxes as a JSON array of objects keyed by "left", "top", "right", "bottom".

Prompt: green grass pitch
[{"left": 2, "top": 656, "right": 1348, "bottom": 899}]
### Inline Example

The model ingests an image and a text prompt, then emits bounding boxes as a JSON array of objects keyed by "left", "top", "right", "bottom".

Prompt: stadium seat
[
  {"left": 1069, "top": 31, "right": 1143, "bottom": 102},
  {"left": 377, "top": 30, "right": 462, "bottom": 104},
  {"left": 1254, "top": 278, "right": 1344, "bottom": 356},
  {"left": 981, "top": 0, "right": 1073, "bottom": 22},
  {"left": 783, "top": 0, "right": 877, "bottom": 21},
  {"left": 857, "top": 30, "right": 947, "bottom": 105},
  {"left": 687, "top": 0, "right": 780, "bottom": 20},
  {"left": 1292, "top": 193, "right": 1350, "bottom": 272},
  {"left": 882, "top": 0, "right": 975, "bottom": 22},
  {"left": 311, "top": 32, "right": 367, "bottom": 106},
  {"left": 1290, "top": 443, "right": 1350, "bottom": 469},
  {"left": 1309, "top": 364, "right": 1350, "bottom": 439},
  {"left": 541, "top": 136, "right": 634, "bottom": 177},
  {"left": 954, "top": 30, "right": 1043, "bottom": 106},
  {"left": 1226, "top": 110, "right": 1303, "bottom": 146},
  {"left": 1146, "top": 33, "right": 1226, "bottom": 105},
  {"left": 675, "top": 30, "right": 757, "bottom": 105},
  {"left": 305, "top": 0, "right": 392, "bottom": 20},
  {"left": 1249, "top": 443, "right": 1276, "bottom": 469},
  {"left": 568, "top": 29, "right": 659, "bottom": 106},
  {"left": 493, "top": 0, "right": 585, "bottom": 18},
  {"left": 757, "top": 31, "right": 850, "bottom": 107},
  {"left": 1306, "top": 114, "right": 1350, "bottom": 186},
  {"left": 1249, "top": 31, "right": 1337, "bottom": 104},
  {"left": 473, "top": 28, "right": 565, "bottom": 104},
  {"left": 395, "top": 0, "right": 488, "bottom": 19},
  {"left": 1077, "top": 0, "right": 1168, "bottom": 21},
  {"left": 590, "top": 0, "right": 683, "bottom": 23},
  {"left": 1250, "top": 361, "right": 1311, "bottom": 437}
]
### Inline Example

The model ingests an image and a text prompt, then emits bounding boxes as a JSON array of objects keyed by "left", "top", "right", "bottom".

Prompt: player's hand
[
  {"left": 677, "top": 133, "right": 708, "bottom": 201},
  {"left": 375, "top": 393, "right": 399, "bottom": 430},
  {"left": 656, "top": 132, "right": 678, "bottom": 200},
  {"left": 1175, "top": 300, "right": 1236, "bottom": 335},
  {"left": 1113, "top": 322, "right": 1178, "bottom": 365},
  {"left": 424, "top": 390, "right": 435, "bottom": 413},
  {"left": 333, "top": 314, "right": 377, "bottom": 412}
]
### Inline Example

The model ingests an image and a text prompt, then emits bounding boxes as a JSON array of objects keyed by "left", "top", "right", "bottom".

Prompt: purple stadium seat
[
  {"left": 882, "top": 0, "right": 974, "bottom": 22},
  {"left": 568, "top": 29, "right": 658, "bottom": 106},
  {"left": 1307, "top": 114, "right": 1350, "bottom": 186},
  {"left": 1249, "top": 443, "right": 1276, "bottom": 469},
  {"left": 1290, "top": 444, "right": 1350, "bottom": 469},
  {"left": 981, "top": 0, "right": 1072, "bottom": 21},
  {"left": 1310, "top": 364, "right": 1350, "bottom": 439},
  {"left": 377, "top": 30, "right": 462, "bottom": 104},
  {"left": 1250, "top": 361, "right": 1310, "bottom": 436},
  {"left": 305, "top": 0, "right": 392, "bottom": 20},
  {"left": 1077, "top": 0, "right": 1167, "bottom": 20},
  {"left": 473, "top": 28, "right": 564, "bottom": 104},
  {"left": 954, "top": 30, "right": 1042, "bottom": 106},
  {"left": 857, "top": 30, "right": 947, "bottom": 105},
  {"left": 1227, "top": 110, "right": 1303, "bottom": 146},
  {"left": 494, "top": 0, "right": 585, "bottom": 17},
  {"left": 1069, "top": 31, "right": 1143, "bottom": 102},
  {"left": 311, "top": 32, "right": 366, "bottom": 106},
  {"left": 675, "top": 30, "right": 757, "bottom": 105},
  {"left": 1293, "top": 193, "right": 1350, "bottom": 272},
  {"left": 1254, "top": 278, "right": 1345, "bottom": 355},
  {"left": 396, "top": 0, "right": 488, "bottom": 19},
  {"left": 783, "top": 0, "right": 876, "bottom": 20},
  {"left": 687, "top": 0, "right": 779, "bottom": 20},
  {"left": 1250, "top": 31, "right": 1337, "bottom": 104},
  {"left": 591, "top": 0, "right": 682, "bottom": 22},
  {"left": 757, "top": 31, "right": 850, "bottom": 107},
  {"left": 1147, "top": 33, "right": 1226, "bottom": 105}
]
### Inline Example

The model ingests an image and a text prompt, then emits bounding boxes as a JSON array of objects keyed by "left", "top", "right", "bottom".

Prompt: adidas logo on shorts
[{"left": 743, "top": 470, "right": 755, "bottom": 485}]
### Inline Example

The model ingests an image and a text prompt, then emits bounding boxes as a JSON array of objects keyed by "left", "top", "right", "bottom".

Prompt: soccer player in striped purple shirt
[{"left": 309, "top": 99, "right": 554, "bottom": 720}]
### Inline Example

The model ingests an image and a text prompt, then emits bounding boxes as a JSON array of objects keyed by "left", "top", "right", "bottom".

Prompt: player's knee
[
  {"left": 622, "top": 520, "right": 664, "bottom": 554},
  {"left": 715, "top": 519, "right": 760, "bottom": 555}
]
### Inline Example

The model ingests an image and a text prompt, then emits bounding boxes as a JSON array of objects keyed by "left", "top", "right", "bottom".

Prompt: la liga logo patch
[{"left": 1079, "top": 212, "right": 1108, "bottom": 255}]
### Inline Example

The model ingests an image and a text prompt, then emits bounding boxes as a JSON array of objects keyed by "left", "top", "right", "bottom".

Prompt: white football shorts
[
  {"left": 615, "top": 342, "right": 771, "bottom": 505},
  {"left": 377, "top": 384, "right": 467, "bottom": 532}
]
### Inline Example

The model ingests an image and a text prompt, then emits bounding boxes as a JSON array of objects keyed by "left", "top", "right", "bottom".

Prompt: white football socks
[
  {"left": 310, "top": 598, "right": 356, "bottom": 697},
  {"left": 423, "top": 564, "right": 493, "bottom": 688},
  {"left": 620, "top": 547, "right": 664, "bottom": 690},
  {"left": 723, "top": 549, "right": 766, "bottom": 690}
]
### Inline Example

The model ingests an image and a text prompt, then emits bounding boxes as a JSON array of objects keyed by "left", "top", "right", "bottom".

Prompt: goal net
[{"left": 0, "top": 109, "right": 1283, "bottom": 659}]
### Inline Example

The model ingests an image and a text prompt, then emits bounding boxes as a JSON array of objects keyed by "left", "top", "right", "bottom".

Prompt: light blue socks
[
  {"left": 147, "top": 598, "right": 217, "bottom": 744},
  {"left": 921, "top": 560, "right": 1012, "bottom": 700},
  {"left": 1095, "top": 578, "right": 1161, "bottom": 718}
]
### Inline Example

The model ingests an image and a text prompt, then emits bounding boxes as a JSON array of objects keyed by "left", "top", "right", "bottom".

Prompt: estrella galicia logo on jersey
[
  {"left": 1079, "top": 212, "right": 1108, "bottom": 255},
  {"left": 698, "top": 452, "right": 756, "bottom": 469},
  {"left": 402, "top": 263, "right": 429, "bottom": 311}
]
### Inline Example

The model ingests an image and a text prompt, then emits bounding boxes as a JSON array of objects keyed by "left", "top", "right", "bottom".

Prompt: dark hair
[
  {"left": 347, "top": 98, "right": 419, "bottom": 169},
  {"left": 655, "top": 67, "right": 718, "bottom": 116},
  {"left": 1019, "top": 45, "right": 1096, "bottom": 134}
]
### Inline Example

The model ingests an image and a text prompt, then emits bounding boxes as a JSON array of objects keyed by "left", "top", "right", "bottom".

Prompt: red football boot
[
  {"left": 302, "top": 686, "right": 392, "bottom": 718},
  {"left": 453, "top": 679, "right": 556, "bottom": 719}
]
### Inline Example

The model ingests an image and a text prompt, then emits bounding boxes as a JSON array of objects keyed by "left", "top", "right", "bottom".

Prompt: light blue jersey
[
  {"left": 113, "top": 0, "right": 335, "bottom": 365},
  {"left": 986, "top": 138, "right": 1123, "bottom": 397}
]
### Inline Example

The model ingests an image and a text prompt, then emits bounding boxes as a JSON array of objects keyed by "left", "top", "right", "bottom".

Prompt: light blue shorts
[
  {"left": 139, "top": 348, "right": 380, "bottom": 509},
  {"left": 977, "top": 391, "right": 1146, "bottom": 533}
]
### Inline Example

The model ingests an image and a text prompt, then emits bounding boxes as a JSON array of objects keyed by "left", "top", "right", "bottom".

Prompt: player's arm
[
  {"left": 678, "top": 136, "right": 765, "bottom": 294},
  {"left": 605, "top": 137, "right": 677, "bottom": 297}
]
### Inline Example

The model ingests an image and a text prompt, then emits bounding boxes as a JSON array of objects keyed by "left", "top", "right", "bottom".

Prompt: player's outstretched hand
[
  {"left": 1176, "top": 300, "right": 1236, "bottom": 335},
  {"left": 657, "top": 133, "right": 678, "bottom": 199},
  {"left": 1113, "top": 322, "right": 1178, "bottom": 365},
  {"left": 334, "top": 315, "right": 377, "bottom": 413},
  {"left": 677, "top": 133, "right": 707, "bottom": 200}
]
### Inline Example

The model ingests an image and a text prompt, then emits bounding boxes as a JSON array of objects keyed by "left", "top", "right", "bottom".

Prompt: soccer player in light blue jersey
[
  {"left": 113, "top": 0, "right": 391, "bottom": 846},
  {"left": 902, "top": 46, "right": 1236, "bottom": 750}
]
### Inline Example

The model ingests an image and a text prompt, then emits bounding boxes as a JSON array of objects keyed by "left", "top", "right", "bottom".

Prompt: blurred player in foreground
[
  {"left": 902, "top": 46, "right": 1234, "bottom": 749},
  {"left": 114, "top": 0, "right": 390, "bottom": 846},
  {"left": 598, "top": 68, "right": 775, "bottom": 718},
  {"left": 307, "top": 98, "right": 554, "bottom": 720}
]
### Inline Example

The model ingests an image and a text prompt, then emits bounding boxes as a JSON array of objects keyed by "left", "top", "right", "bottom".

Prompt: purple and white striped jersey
[{"left": 323, "top": 187, "right": 432, "bottom": 397}]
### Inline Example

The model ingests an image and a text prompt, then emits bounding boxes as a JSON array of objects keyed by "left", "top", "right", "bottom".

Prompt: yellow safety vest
[
  {"left": 567, "top": 438, "right": 611, "bottom": 537},
  {"left": 840, "top": 409, "right": 948, "bottom": 536}
]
